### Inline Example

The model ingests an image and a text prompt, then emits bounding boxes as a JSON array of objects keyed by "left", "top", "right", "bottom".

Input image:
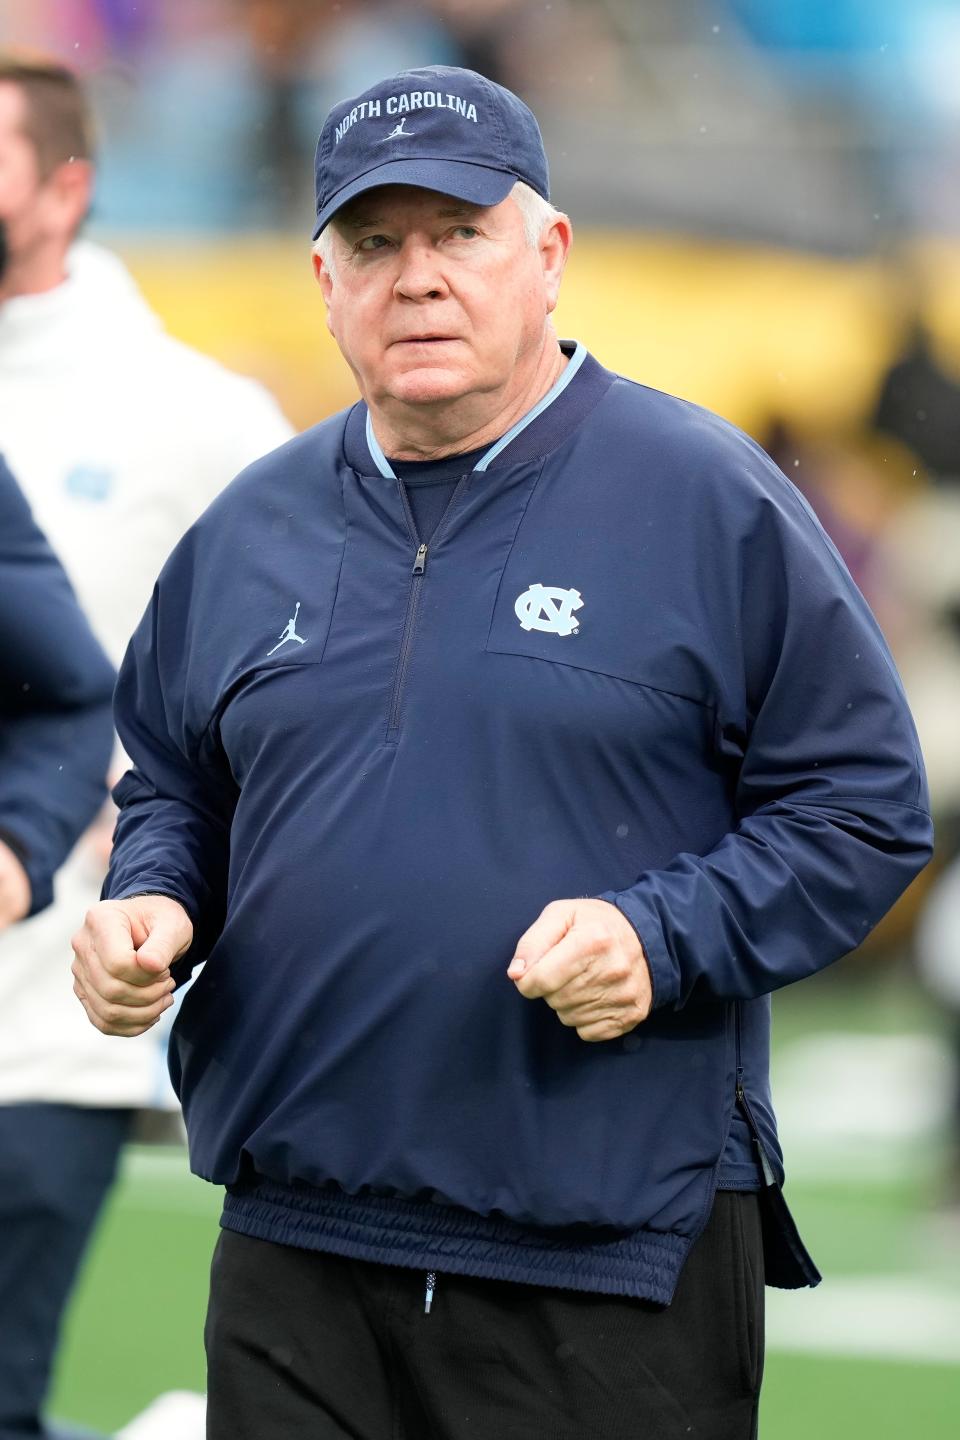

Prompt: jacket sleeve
[
  {"left": 600, "top": 449, "right": 934, "bottom": 1009},
  {"left": 104, "top": 550, "right": 237, "bottom": 978},
  {"left": 0, "top": 457, "right": 116, "bottom": 915}
]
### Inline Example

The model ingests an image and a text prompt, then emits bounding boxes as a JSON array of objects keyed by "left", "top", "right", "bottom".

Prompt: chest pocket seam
[{"left": 483, "top": 640, "right": 714, "bottom": 713}]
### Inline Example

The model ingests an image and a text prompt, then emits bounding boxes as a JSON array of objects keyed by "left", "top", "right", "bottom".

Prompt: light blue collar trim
[
  {"left": 365, "top": 410, "right": 396, "bottom": 479},
  {"left": 363, "top": 341, "right": 588, "bottom": 480},
  {"left": 473, "top": 341, "right": 587, "bottom": 472}
]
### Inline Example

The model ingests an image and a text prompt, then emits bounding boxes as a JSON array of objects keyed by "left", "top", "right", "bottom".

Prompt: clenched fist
[
  {"left": 71, "top": 895, "right": 193, "bottom": 1036},
  {"left": 508, "top": 898, "right": 652, "bottom": 1042}
]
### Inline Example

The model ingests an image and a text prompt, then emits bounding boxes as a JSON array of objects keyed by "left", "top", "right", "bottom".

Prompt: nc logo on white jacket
[{"left": 514, "top": 584, "right": 583, "bottom": 636}]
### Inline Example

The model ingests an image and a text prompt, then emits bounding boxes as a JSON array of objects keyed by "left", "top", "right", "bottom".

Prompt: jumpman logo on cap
[{"left": 380, "top": 118, "right": 415, "bottom": 141}]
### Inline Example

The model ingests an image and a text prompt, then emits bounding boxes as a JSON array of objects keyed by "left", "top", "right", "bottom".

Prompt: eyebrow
[{"left": 340, "top": 204, "right": 480, "bottom": 230}]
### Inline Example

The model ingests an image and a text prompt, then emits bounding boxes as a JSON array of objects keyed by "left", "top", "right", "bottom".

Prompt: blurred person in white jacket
[{"left": 0, "top": 52, "right": 293, "bottom": 1440}]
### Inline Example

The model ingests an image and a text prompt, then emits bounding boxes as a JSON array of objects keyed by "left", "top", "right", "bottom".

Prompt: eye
[
  {"left": 356, "top": 234, "right": 392, "bottom": 252},
  {"left": 452, "top": 225, "right": 480, "bottom": 240}
]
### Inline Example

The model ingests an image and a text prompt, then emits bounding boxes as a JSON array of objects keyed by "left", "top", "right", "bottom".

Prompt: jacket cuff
[
  {"left": 596, "top": 889, "right": 680, "bottom": 1011},
  {"left": 0, "top": 824, "right": 52, "bottom": 918}
]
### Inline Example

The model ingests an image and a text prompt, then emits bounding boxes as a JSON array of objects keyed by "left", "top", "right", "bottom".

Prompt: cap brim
[{"left": 312, "top": 158, "right": 518, "bottom": 239}]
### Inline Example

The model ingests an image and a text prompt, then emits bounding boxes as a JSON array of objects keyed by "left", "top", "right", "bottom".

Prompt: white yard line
[{"left": 767, "top": 1277, "right": 960, "bottom": 1364}]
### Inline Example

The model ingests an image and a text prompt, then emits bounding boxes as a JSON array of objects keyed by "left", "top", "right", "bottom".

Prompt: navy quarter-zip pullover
[{"left": 106, "top": 346, "right": 932, "bottom": 1302}]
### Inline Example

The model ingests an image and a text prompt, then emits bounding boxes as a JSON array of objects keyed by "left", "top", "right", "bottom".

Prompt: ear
[
  {"left": 312, "top": 248, "right": 336, "bottom": 336},
  {"left": 46, "top": 157, "right": 94, "bottom": 237},
  {"left": 540, "top": 214, "right": 573, "bottom": 315}
]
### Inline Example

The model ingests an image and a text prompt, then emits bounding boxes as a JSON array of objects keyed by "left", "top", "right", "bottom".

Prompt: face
[
  {"left": 0, "top": 84, "right": 43, "bottom": 253},
  {"left": 315, "top": 185, "right": 569, "bottom": 416},
  {"left": 0, "top": 82, "right": 90, "bottom": 280}
]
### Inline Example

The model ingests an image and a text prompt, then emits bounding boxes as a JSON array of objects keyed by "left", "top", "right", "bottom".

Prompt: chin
[{"left": 389, "top": 368, "right": 474, "bottom": 407}]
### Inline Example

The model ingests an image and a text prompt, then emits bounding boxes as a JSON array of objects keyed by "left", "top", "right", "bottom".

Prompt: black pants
[
  {"left": 0, "top": 1103, "right": 132, "bottom": 1440},
  {"left": 205, "top": 1191, "right": 764, "bottom": 1440}
]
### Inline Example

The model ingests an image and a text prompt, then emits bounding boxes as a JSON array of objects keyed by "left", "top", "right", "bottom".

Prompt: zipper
[
  {"left": 424, "top": 1270, "right": 437, "bottom": 1314},
  {"left": 733, "top": 1004, "right": 823, "bottom": 1286},
  {"left": 384, "top": 476, "right": 468, "bottom": 742},
  {"left": 734, "top": 1001, "right": 777, "bottom": 1188},
  {"left": 386, "top": 541, "right": 428, "bottom": 739}
]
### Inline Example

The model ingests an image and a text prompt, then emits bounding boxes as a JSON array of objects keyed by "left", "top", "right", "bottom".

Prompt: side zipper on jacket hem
[{"left": 734, "top": 1000, "right": 822, "bottom": 1288}]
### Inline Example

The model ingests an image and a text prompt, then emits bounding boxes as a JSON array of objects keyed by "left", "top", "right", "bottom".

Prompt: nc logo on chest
[{"left": 514, "top": 584, "right": 584, "bottom": 637}]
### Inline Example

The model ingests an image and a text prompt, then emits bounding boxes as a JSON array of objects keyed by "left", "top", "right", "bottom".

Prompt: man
[
  {"left": 0, "top": 452, "right": 116, "bottom": 1440},
  {"left": 72, "top": 66, "right": 932, "bottom": 1439},
  {"left": 0, "top": 52, "right": 293, "bottom": 1440},
  {"left": 0, "top": 454, "right": 113, "bottom": 926}
]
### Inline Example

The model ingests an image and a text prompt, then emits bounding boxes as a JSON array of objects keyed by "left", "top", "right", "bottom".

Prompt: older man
[{"left": 72, "top": 66, "right": 932, "bottom": 1439}]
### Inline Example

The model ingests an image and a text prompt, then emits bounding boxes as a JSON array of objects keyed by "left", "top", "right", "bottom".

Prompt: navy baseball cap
[{"left": 312, "top": 65, "right": 549, "bottom": 239}]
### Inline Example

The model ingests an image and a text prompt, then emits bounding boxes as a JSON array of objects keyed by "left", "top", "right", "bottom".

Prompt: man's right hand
[{"left": 71, "top": 896, "right": 194, "bottom": 1036}]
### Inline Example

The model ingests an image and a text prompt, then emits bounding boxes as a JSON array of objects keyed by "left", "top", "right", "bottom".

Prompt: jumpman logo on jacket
[
  {"left": 267, "top": 602, "right": 306, "bottom": 655},
  {"left": 380, "top": 118, "right": 415, "bottom": 141}
]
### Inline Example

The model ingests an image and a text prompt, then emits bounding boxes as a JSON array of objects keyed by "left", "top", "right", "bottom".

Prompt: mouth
[{"left": 394, "top": 335, "right": 460, "bottom": 346}]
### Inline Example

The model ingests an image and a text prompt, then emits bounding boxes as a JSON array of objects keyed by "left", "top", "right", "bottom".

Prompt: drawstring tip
[{"left": 424, "top": 1270, "right": 437, "bottom": 1315}]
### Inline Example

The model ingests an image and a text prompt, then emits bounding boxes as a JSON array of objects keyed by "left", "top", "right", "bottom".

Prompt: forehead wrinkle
[{"left": 338, "top": 199, "right": 483, "bottom": 230}]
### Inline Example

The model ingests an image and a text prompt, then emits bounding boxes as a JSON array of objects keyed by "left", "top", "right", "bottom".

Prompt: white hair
[
  {"left": 313, "top": 180, "right": 563, "bottom": 279},
  {"left": 510, "top": 181, "right": 563, "bottom": 246}
]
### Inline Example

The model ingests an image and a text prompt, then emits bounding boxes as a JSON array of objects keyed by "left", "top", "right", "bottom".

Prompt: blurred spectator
[
  {"left": 873, "top": 314, "right": 960, "bottom": 486},
  {"left": 0, "top": 452, "right": 114, "bottom": 928},
  {"left": 91, "top": 1, "right": 457, "bottom": 229},
  {"left": 423, "top": 0, "right": 625, "bottom": 102},
  {"left": 0, "top": 50, "right": 293, "bottom": 1440},
  {"left": 0, "top": 451, "right": 116, "bottom": 1440},
  {"left": 760, "top": 415, "right": 921, "bottom": 625}
]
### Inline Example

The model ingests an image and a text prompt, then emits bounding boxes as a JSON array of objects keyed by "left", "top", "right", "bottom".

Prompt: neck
[
  {"left": 368, "top": 331, "right": 567, "bottom": 462},
  {"left": 0, "top": 244, "right": 69, "bottom": 305}
]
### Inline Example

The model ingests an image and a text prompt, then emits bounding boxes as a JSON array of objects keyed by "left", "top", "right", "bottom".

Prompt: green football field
[{"left": 49, "top": 969, "right": 960, "bottom": 1436}]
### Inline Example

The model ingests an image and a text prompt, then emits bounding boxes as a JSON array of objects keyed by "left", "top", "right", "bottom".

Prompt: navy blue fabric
[
  {"left": 398, "top": 436, "right": 762, "bottom": 1191},
  {"left": 0, "top": 456, "right": 114, "bottom": 914},
  {"left": 106, "top": 349, "right": 931, "bottom": 1302},
  {"left": 0, "top": 1104, "right": 131, "bottom": 1440},
  {"left": 392, "top": 445, "right": 487, "bottom": 546}
]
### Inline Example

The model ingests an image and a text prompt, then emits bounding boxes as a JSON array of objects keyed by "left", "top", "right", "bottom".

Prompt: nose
[{"left": 393, "top": 240, "right": 449, "bottom": 302}]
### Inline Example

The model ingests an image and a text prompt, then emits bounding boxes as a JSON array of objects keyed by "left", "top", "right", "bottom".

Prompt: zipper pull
[
  {"left": 412, "top": 543, "right": 428, "bottom": 575},
  {"left": 424, "top": 1271, "right": 437, "bottom": 1314}
]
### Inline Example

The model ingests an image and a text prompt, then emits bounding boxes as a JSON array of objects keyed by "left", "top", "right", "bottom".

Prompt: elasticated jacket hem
[{"left": 222, "top": 1181, "right": 691, "bottom": 1303}]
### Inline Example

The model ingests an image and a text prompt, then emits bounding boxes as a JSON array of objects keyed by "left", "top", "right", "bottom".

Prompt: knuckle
[{"left": 101, "top": 977, "right": 129, "bottom": 1006}]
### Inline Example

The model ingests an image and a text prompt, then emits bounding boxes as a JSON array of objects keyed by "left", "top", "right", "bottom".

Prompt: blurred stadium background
[{"left": 3, "top": 0, "right": 960, "bottom": 1434}]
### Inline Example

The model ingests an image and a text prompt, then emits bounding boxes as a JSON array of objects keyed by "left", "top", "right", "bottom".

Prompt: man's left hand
[{"left": 507, "top": 898, "right": 652, "bottom": 1042}]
